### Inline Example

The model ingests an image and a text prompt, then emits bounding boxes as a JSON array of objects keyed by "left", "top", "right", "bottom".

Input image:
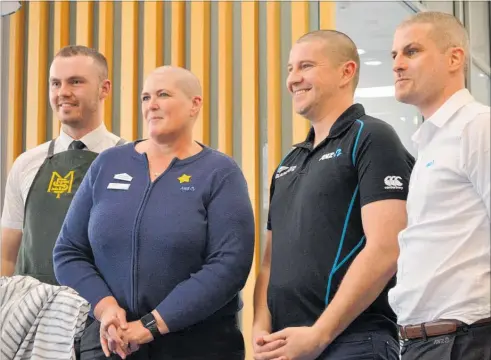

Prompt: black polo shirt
[{"left": 267, "top": 104, "right": 415, "bottom": 338}]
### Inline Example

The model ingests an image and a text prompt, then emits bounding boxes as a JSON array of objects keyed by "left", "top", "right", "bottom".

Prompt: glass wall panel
[{"left": 335, "top": 1, "right": 421, "bottom": 156}]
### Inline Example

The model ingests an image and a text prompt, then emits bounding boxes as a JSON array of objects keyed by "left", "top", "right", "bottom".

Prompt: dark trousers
[
  {"left": 79, "top": 316, "right": 244, "bottom": 360},
  {"left": 401, "top": 322, "right": 491, "bottom": 360},
  {"left": 317, "top": 330, "right": 399, "bottom": 359}
]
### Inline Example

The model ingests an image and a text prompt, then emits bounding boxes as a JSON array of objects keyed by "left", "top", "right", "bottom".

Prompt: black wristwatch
[{"left": 140, "top": 313, "right": 161, "bottom": 339}]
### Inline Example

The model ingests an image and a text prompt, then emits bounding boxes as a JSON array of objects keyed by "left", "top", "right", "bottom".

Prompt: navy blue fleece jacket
[{"left": 53, "top": 142, "right": 255, "bottom": 331}]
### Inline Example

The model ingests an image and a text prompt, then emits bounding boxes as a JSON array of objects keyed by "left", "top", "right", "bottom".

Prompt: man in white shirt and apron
[
  {"left": 389, "top": 11, "right": 490, "bottom": 360},
  {"left": 1, "top": 45, "right": 125, "bottom": 285}
]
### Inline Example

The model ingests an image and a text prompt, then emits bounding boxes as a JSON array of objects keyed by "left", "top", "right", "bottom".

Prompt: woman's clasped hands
[{"left": 96, "top": 297, "right": 155, "bottom": 359}]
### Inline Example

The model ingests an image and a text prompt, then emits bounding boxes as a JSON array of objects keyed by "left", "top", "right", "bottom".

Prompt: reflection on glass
[
  {"left": 335, "top": 1, "right": 422, "bottom": 157},
  {"left": 471, "top": 63, "right": 491, "bottom": 106}
]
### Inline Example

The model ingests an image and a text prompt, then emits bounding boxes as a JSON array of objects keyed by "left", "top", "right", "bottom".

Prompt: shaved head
[
  {"left": 296, "top": 30, "right": 361, "bottom": 89},
  {"left": 398, "top": 11, "right": 469, "bottom": 73},
  {"left": 149, "top": 66, "right": 202, "bottom": 99}
]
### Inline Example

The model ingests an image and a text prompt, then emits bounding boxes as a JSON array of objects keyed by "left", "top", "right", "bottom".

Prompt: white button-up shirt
[
  {"left": 389, "top": 89, "right": 490, "bottom": 326},
  {"left": 1, "top": 123, "right": 121, "bottom": 230}
]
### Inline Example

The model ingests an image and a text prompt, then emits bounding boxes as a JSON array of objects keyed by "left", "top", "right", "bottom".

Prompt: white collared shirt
[
  {"left": 1, "top": 123, "right": 121, "bottom": 230},
  {"left": 389, "top": 89, "right": 490, "bottom": 326}
]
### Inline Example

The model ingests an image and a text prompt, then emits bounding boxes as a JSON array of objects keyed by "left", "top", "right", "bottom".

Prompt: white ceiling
[{"left": 335, "top": 1, "right": 415, "bottom": 88}]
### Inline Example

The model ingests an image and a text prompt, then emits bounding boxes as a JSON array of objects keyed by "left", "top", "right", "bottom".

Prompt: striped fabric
[{"left": 0, "top": 276, "right": 89, "bottom": 360}]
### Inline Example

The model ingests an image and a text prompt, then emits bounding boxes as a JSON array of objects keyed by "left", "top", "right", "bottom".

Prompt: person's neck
[
  {"left": 148, "top": 133, "right": 200, "bottom": 160},
  {"left": 419, "top": 81, "right": 465, "bottom": 120},
  {"left": 310, "top": 96, "right": 353, "bottom": 147},
  {"left": 62, "top": 119, "right": 102, "bottom": 140}
]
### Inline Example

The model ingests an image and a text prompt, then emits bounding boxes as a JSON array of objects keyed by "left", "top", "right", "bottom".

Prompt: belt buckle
[{"left": 398, "top": 325, "right": 408, "bottom": 341}]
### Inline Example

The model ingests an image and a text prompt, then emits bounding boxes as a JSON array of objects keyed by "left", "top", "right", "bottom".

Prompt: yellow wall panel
[
  {"left": 266, "top": 2, "right": 282, "bottom": 181},
  {"left": 25, "top": 2, "right": 49, "bottom": 150},
  {"left": 241, "top": 2, "right": 260, "bottom": 358},
  {"left": 217, "top": 2, "right": 233, "bottom": 156},
  {"left": 142, "top": 1, "right": 164, "bottom": 138},
  {"left": 53, "top": 2, "right": 69, "bottom": 55},
  {"left": 76, "top": 1, "right": 94, "bottom": 48},
  {"left": 190, "top": 2, "right": 210, "bottom": 145},
  {"left": 320, "top": 1, "right": 336, "bottom": 30},
  {"left": 7, "top": 6, "right": 25, "bottom": 170},
  {"left": 171, "top": 2, "right": 185, "bottom": 67},
  {"left": 51, "top": 2, "right": 70, "bottom": 139},
  {"left": 98, "top": 1, "right": 114, "bottom": 131},
  {"left": 119, "top": 2, "right": 139, "bottom": 141},
  {"left": 291, "top": 1, "right": 311, "bottom": 144}
]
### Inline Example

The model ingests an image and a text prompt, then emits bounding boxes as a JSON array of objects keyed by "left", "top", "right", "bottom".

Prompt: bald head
[
  {"left": 398, "top": 11, "right": 469, "bottom": 73},
  {"left": 296, "top": 30, "right": 361, "bottom": 89},
  {"left": 149, "top": 66, "right": 202, "bottom": 99}
]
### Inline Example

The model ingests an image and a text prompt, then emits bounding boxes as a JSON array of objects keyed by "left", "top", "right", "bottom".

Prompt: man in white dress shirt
[
  {"left": 389, "top": 11, "right": 490, "bottom": 360},
  {"left": 1, "top": 45, "right": 124, "bottom": 284}
]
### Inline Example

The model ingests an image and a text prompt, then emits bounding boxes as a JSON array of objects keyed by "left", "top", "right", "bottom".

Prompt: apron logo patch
[{"left": 47, "top": 171, "right": 75, "bottom": 198}]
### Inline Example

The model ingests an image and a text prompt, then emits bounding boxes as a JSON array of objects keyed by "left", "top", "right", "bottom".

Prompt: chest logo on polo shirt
[
  {"left": 47, "top": 171, "right": 75, "bottom": 198},
  {"left": 319, "top": 148, "right": 342, "bottom": 161},
  {"left": 275, "top": 166, "right": 297, "bottom": 179},
  {"left": 384, "top": 176, "right": 403, "bottom": 190}
]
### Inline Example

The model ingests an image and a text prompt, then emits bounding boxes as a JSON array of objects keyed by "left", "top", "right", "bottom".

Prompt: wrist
[
  {"left": 151, "top": 310, "right": 169, "bottom": 335},
  {"left": 140, "top": 313, "right": 161, "bottom": 340},
  {"left": 94, "top": 296, "right": 117, "bottom": 320},
  {"left": 312, "top": 322, "right": 334, "bottom": 348},
  {"left": 252, "top": 319, "right": 272, "bottom": 335}
]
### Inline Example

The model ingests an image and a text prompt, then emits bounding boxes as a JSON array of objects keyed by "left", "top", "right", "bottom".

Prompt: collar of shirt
[
  {"left": 294, "top": 103, "right": 366, "bottom": 150},
  {"left": 58, "top": 123, "right": 111, "bottom": 151},
  {"left": 411, "top": 89, "right": 475, "bottom": 146}
]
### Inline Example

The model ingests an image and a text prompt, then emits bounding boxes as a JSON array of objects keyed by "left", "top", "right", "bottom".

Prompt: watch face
[{"left": 142, "top": 314, "right": 156, "bottom": 327}]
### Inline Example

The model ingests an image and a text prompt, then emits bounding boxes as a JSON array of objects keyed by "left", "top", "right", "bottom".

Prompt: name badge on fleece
[{"left": 107, "top": 182, "right": 130, "bottom": 190}]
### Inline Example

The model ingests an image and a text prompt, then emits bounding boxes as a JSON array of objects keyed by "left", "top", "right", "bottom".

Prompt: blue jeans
[{"left": 318, "top": 331, "right": 400, "bottom": 360}]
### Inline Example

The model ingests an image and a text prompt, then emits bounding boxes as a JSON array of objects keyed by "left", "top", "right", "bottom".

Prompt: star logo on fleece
[{"left": 178, "top": 174, "right": 191, "bottom": 183}]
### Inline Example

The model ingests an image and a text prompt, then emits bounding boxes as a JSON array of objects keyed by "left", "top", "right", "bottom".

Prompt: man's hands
[
  {"left": 253, "top": 329, "right": 285, "bottom": 356},
  {"left": 253, "top": 326, "right": 328, "bottom": 360}
]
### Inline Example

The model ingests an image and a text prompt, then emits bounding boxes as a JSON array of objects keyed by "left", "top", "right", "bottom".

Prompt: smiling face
[
  {"left": 141, "top": 69, "right": 202, "bottom": 142},
  {"left": 49, "top": 55, "right": 109, "bottom": 128},
  {"left": 286, "top": 39, "right": 357, "bottom": 122}
]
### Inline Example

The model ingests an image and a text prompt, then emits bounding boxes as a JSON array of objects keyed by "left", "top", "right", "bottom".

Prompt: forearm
[
  {"left": 53, "top": 242, "right": 113, "bottom": 310},
  {"left": 313, "top": 244, "right": 397, "bottom": 345},
  {"left": 1, "top": 258, "right": 15, "bottom": 276},
  {"left": 1, "top": 228, "right": 22, "bottom": 276},
  {"left": 253, "top": 266, "right": 272, "bottom": 333},
  {"left": 155, "top": 257, "right": 251, "bottom": 332}
]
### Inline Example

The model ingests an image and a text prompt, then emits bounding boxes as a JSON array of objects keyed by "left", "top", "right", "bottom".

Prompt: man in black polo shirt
[{"left": 252, "top": 30, "right": 415, "bottom": 360}]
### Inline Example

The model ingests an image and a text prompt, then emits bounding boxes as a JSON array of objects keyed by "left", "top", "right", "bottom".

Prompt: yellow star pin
[{"left": 178, "top": 174, "right": 191, "bottom": 183}]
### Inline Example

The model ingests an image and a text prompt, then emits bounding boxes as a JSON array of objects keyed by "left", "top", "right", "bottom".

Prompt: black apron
[{"left": 14, "top": 137, "right": 125, "bottom": 285}]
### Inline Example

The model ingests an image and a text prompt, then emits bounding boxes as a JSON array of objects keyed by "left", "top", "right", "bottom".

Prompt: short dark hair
[
  {"left": 55, "top": 45, "right": 109, "bottom": 80},
  {"left": 297, "top": 30, "right": 361, "bottom": 90}
]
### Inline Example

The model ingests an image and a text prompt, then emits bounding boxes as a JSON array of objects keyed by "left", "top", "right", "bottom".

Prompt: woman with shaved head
[{"left": 53, "top": 66, "right": 254, "bottom": 360}]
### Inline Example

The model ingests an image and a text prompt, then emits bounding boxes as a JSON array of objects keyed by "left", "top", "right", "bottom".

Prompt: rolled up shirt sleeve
[
  {"left": 53, "top": 158, "right": 113, "bottom": 311},
  {"left": 155, "top": 168, "right": 255, "bottom": 332}
]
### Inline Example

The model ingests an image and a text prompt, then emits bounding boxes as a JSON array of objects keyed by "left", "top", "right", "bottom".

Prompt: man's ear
[
  {"left": 190, "top": 95, "right": 203, "bottom": 117},
  {"left": 340, "top": 60, "right": 357, "bottom": 88},
  {"left": 100, "top": 79, "right": 112, "bottom": 100},
  {"left": 448, "top": 47, "right": 466, "bottom": 74}
]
